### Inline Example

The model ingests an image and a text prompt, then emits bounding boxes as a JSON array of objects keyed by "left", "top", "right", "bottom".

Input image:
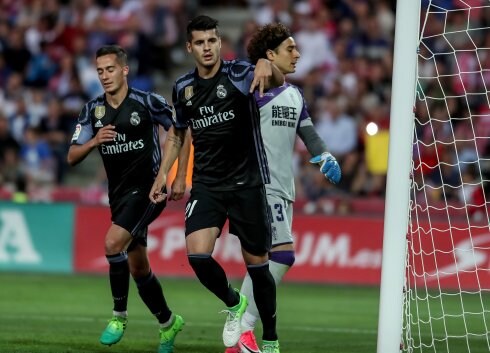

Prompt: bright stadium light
[{"left": 366, "top": 122, "right": 378, "bottom": 136}]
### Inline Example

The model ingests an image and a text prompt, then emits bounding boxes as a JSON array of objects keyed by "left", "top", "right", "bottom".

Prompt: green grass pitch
[
  {"left": 0, "top": 273, "right": 379, "bottom": 353},
  {"left": 0, "top": 273, "right": 488, "bottom": 352}
]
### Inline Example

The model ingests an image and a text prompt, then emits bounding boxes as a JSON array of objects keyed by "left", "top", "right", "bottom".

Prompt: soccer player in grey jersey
[
  {"left": 149, "top": 15, "right": 284, "bottom": 353},
  {"left": 224, "top": 23, "right": 342, "bottom": 353},
  {"left": 67, "top": 45, "right": 189, "bottom": 353}
]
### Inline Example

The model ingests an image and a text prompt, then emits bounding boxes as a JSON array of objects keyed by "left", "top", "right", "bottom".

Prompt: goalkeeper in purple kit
[{"left": 225, "top": 23, "right": 341, "bottom": 353}]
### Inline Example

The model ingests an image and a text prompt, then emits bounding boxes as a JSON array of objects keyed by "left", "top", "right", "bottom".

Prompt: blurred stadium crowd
[{"left": 0, "top": 0, "right": 488, "bottom": 216}]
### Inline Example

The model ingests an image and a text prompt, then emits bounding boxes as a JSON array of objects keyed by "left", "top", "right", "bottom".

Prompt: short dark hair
[
  {"left": 95, "top": 45, "right": 128, "bottom": 66},
  {"left": 247, "top": 23, "right": 292, "bottom": 64},
  {"left": 186, "top": 15, "right": 219, "bottom": 42}
]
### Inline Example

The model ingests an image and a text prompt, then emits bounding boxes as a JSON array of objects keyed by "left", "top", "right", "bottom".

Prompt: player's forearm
[
  {"left": 298, "top": 124, "right": 327, "bottom": 157},
  {"left": 175, "top": 128, "right": 191, "bottom": 179},
  {"left": 159, "top": 126, "right": 185, "bottom": 175},
  {"left": 67, "top": 141, "right": 96, "bottom": 166},
  {"left": 254, "top": 59, "right": 285, "bottom": 91}
]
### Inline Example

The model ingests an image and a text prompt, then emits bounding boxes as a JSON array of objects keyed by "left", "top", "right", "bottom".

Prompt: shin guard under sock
[
  {"left": 135, "top": 271, "right": 171, "bottom": 324},
  {"left": 247, "top": 262, "right": 277, "bottom": 341},
  {"left": 188, "top": 254, "right": 238, "bottom": 307},
  {"left": 240, "top": 253, "right": 293, "bottom": 331},
  {"left": 106, "top": 252, "right": 130, "bottom": 313}
]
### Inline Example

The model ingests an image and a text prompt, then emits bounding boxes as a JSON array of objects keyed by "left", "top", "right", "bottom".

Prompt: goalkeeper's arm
[
  {"left": 297, "top": 123, "right": 327, "bottom": 156},
  {"left": 298, "top": 123, "right": 341, "bottom": 184}
]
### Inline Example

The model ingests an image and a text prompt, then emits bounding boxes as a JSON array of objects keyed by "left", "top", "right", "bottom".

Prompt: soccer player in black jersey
[
  {"left": 149, "top": 15, "right": 284, "bottom": 353},
  {"left": 67, "top": 45, "right": 189, "bottom": 353}
]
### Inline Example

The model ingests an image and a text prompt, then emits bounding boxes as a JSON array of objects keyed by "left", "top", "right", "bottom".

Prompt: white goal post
[{"left": 377, "top": 1, "right": 490, "bottom": 352}]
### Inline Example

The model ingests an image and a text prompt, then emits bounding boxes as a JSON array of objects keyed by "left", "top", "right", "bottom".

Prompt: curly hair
[{"left": 247, "top": 23, "right": 292, "bottom": 64}]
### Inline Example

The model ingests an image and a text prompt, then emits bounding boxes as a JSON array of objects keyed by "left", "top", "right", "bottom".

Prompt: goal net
[{"left": 404, "top": 1, "right": 490, "bottom": 352}]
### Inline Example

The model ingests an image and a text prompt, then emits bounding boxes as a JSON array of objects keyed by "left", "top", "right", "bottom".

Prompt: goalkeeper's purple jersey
[
  {"left": 254, "top": 82, "right": 312, "bottom": 201},
  {"left": 172, "top": 60, "right": 270, "bottom": 191},
  {"left": 70, "top": 87, "right": 178, "bottom": 203}
]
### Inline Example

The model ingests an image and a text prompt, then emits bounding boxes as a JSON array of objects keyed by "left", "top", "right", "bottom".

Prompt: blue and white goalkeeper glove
[{"left": 310, "top": 152, "right": 341, "bottom": 184}]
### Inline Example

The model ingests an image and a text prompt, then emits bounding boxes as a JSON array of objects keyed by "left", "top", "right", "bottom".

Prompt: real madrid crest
[
  {"left": 130, "top": 112, "right": 141, "bottom": 126},
  {"left": 216, "top": 84, "right": 227, "bottom": 99},
  {"left": 184, "top": 86, "right": 194, "bottom": 100},
  {"left": 95, "top": 106, "right": 105, "bottom": 119}
]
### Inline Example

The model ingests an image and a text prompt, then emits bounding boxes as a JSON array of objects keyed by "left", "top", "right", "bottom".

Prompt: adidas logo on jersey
[
  {"left": 186, "top": 100, "right": 192, "bottom": 106},
  {"left": 95, "top": 120, "right": 103, "bottom": 127}
]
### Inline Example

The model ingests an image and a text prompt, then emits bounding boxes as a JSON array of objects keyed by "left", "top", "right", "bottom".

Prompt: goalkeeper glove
[{"left": 310, "top": 152, "right": 341, "bottom": 184}]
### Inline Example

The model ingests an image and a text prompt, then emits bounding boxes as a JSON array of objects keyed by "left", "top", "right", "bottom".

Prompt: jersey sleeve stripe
[
  {"left": 151, "top": 124, "right": 161, "bottom": 177},
  {"left": 248, "top": 95, "right": 271, "bottom": 184}
]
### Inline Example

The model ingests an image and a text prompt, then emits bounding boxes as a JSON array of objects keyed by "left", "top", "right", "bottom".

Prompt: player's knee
[
  {"left": 130, "top": 263, "right": 150, "bottom": 279},
  {"left": 133, "top": 270, "right": 154, "bottom": 287},
  {"left": 104, "top": 238, "right": 126, "bottom": 255},
  {"left": 187, "top": 253, "right": 212, "bottom": 272},
  {"left": 270, "top": 250, "right": 295, "bottom": 267}
]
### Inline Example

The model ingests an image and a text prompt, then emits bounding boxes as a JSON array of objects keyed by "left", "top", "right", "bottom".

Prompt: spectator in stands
[
  {"left": 253, "top": 0, "right": 292, "bottom": 27},
  {"left": 0, "top": 54, "right": 12, "bottom": 89},
  {"left": 66, "top": 0, "right": 102, "bottom": 33},
  {"left": 288, "top": 2, "right": 337, "bottom": 87},
  {"left": 315, "top": 96, "right": 359, "bottom": 193},
  {"left": 0, "top": 113, "right": 20, "bottom": 166},
  {"left": 38, "top": 97, "right": 72, "bottom": 184},
  {"left": 0, "top": 146, "right": 23, "bottom": 193},
  {"left": 134, "top": 0, "right": 180, "bottom": 78},
  {"left": 1, "top": 72, "right": 24, "bottom": 118},
  {"left": 2, "top": 26, "right": 31, "bottom": 74},
  {"left": 220, "top": 34, "right": 237, "bottom": 60},
  {"left": 49, "top": 52, "right": 77, "bottom": 97},
  {"left": 298, "top": 149, "right": 337, "bottom": 214},
  {"left": 19, "top": 125, "right": 56, "bottom": 190},
  {"left": 70, "top": 34, "right": 103, "bottom": 98},
  {"left": 351, "top": 100, "right": 390, "bottom": 196},
  {"left": 354, "top": 14, "right": 391, "bottom": 60},
  {"left": 95, "top": 0, "right": 140, "bottom": 48},
  {"left": 8, "top": 96, "right": 32, "bottom": 143},
  {"left": 235, "top": 19, "right": 259, "bottom": 59},
  {"left": 59, "top": 75, "right": 89, "bottom": 121},
  {"left": 26, "top": 88, "right": 48, "bottom": 127}
]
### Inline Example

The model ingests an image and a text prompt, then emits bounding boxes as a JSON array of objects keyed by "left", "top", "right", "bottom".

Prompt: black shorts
[
  {"left": 184, "top": 184, "right": 272, "bottom": 256},
  {"left": 111, "top": 187, "right": 167, "bottom": 249}
]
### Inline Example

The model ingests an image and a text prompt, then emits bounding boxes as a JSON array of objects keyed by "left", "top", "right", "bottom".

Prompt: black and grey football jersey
[
  {"left": 173, "top": 60, "right": 270, "bottom": 190},
  {"left": 71, "top": 87, "right": 177, "bottom": 202}
]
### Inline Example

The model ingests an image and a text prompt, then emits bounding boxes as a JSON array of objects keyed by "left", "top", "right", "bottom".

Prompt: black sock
[
  {"left": 106, "top": 253, "right": 130, "bottom": 313},
  {"left": 248, "top": 262, "right": 277, "bottom": 341},
  {"left": 135, "top": 271, "right": 171, "bottom": 324},
  {"left": 188, "top": 254, "right": 239, "bottom": 307}
]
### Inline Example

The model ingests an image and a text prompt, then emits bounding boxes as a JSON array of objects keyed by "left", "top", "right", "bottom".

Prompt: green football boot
[
  {"left": 158, "top": 314, "right": 185, "bottom": 353},
  {"left": 262, "top": 340, "right": 280, "bottom": 353},
  {"left": 99, "top": 315, "right": 127, "bottom": 346}
]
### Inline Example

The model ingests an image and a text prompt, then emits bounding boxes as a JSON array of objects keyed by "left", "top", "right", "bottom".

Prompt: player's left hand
[
  {"left": 310, "top": 152, "right": 341, "bottom": 184},
  {"left": 168, "top": 176, "right": 186, "bottom": 201},
  {"left": 149, "top": 174, "right": 167, "bottom": 204},
  {"left": 250, "top": 58, "right": 272, "bottom": 97}
]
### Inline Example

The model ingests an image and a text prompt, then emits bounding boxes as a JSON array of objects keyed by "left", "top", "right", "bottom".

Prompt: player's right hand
[
  {"left": 150, "top": 175, "right": 167, "bottom": 204},
  {"left": 250, "top": 58, "right": 272, "bottom": 97},
  {"left": 94, "top": 124, "right": 116, "bottom": 146}
]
